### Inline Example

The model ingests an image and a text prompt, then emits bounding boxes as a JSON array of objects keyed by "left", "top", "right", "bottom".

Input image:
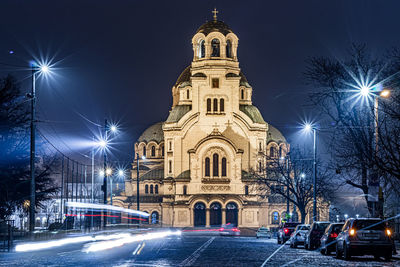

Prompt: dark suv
[
  {"left": 277, "top": 222, "right": 300, "bottom": 244},
  {"left": 305, "top": 221, "right": 331, "bottom": 250},
  {"left": 335, "top": 218, "right": 392, "bottom": 261},
  {"left": 320, "top": 222, "right": 344, "bottom": 255}
]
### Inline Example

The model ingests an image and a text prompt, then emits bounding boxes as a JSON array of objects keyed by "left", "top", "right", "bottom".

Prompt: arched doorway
[
  {"left": 194, "top": 202, "right": 206, "bottom": 226},
  {"left": 210, "top": 202, "right": 222, "bottom": 226},
  {"left": 226, "top": 202, "right": 238, "bottom": 226},
  {"left": 151, "top": 211, "right": 159, "bottom": 224}
]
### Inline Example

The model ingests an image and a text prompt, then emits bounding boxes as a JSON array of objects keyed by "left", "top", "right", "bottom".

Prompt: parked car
[
  {"left": 256, "top": 227, "right": 272, "bottom": 239},
  {"left": 305, "top": 221, "right": 331, "bottom": 250},
  {"left": 320, "top": 222, "right": 344, "bottom": 255},
  {"left": 277, "top": 222, "right": 300, "bottom": 244},
  {"left": 335, "top": 218, "right": 392, "bottom": 261},
  {"left": 289, "top": 224, "right": 310, "bottom": 248},
  {"left": 219, "top": 224, "right": 240, "bottom": 236}
]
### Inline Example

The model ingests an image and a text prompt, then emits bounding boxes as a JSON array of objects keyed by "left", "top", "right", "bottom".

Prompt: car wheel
[
  {"left": 256, "top": 236, "right": 259, "bottom": 239},
  {"left": 384, "top": 251, "right": 392, "bottom": 261},
  {"left": 320, "top": 248, "right": 326, "bottom": 255},
  {"left": 343, "top": 242, "right": 351, "bottom": 261},
  {"left": 336, "top": 244, "right": 342, "bottom": 259},
  {"left": 305, "top": 242, "right": 309, "bottom": 250},
  {"left": 325, "top": 248, "right": 330, "bottom": 256},
  {"left": 293, "top": 242, "right": 297, "bottom": 248}
]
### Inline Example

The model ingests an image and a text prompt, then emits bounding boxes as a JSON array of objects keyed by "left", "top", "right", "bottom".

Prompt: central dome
[{"left": 196, "top": 20, "right": 233, "bottom": 36}]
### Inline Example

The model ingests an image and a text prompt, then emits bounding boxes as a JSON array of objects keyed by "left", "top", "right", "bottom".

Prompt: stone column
[
  {"left": 206, "top": 208, "right": 210, "bottom": 227},
  {"left": 222, "top": 208, "right": 226, "bottom": 225}
]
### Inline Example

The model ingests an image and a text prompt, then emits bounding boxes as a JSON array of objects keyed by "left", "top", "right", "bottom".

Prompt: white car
[
  {"left": 256, "top": 227, "right": 272, "bottom": 239},
  {"left": 290, "top": 224, "right": 310, "bottom": 248}
]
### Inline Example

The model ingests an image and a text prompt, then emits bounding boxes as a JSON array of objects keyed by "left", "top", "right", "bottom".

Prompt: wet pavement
[{"left": 0, "top": 231, "right": 399, "bottom": 266}]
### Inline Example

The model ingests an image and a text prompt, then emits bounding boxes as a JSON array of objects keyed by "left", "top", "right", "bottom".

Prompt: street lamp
[
  {"left": 303, "top": 123, "right": 318, "bottom": 222},
  {"left": 136, "top": 154, "right": 146, "bottom": 212},
  {"left": 29, "top": 62, "right": 51, "bottom": 233}
]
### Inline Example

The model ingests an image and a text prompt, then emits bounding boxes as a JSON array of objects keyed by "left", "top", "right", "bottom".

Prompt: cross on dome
[{"left": 212, "top": 8, "right": 219, "bottom": 21}]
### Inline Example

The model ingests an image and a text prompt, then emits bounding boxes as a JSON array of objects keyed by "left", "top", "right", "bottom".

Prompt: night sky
[{"left": 1, "top": 0, "right": 400, "bottom": 166}]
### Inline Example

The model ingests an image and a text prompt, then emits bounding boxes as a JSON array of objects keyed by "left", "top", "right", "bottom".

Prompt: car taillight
[
  {"left": 284, "top": 228, "right": 289, "bottom": 234},
  {"left": 330, "top": 232, "right": 338, "bottom": 238},
  {"left": 386, "top": 229, "right": 391, "bottom": 236},
  {"left": 232, "top": 228, "right": 240, "bottom": 232},
  {"left": 219, "top": 228, "right": 224, "bottom": 231},
  {"left": 349, "top": 229, "right": 356, "bottom": 236}
]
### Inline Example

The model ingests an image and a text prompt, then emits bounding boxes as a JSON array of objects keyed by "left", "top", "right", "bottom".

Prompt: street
[{"left": 0, "top": 230, "right": 399, "bottom": 266}]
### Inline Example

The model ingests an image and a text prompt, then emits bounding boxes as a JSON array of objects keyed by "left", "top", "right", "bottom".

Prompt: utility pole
[
  {"left": 313, "top": 128, "right": 317, "bottom": 222},
  {"left": 102, "top": 119, "right": 108, "bottom": 227},
  {"left": 29, "top": 65, "right": 36, "bottom": 233},
  {"left": 136, "top": 153, "right": 140, "bottom": 211}
]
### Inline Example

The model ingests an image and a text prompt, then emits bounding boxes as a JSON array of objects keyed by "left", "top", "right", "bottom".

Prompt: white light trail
[
  {"left": 83, "top": 230, "right": 181, "bottom": 253},
  {"left": 65, "top": 202, "right": 149, "bottom": 217}
]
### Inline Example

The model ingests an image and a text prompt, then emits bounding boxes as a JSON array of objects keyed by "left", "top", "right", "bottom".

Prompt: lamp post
[
  {"left": 304, "top": 123, "right": 317, "bottom": 222},
  {"left": 29, "top": 63, "right": 50, "bottom": 233}
]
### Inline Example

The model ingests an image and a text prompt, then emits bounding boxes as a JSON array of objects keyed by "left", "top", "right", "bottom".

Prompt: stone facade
[{"left": 114, "top": 15, "right": 327, "bottom": 228}]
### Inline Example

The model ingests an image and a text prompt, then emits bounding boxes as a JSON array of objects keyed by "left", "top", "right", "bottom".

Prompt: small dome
[
  {"left": 196, "top": 20, "right": 233, "bottom": 36},
  {"left": 267, "top": 125, "right": 286, "bottom": 143},
  {"left": 175, "top": 66, "right": 191, "bottom": 86},
  {"left": 138, "top": 122, "right": 164, "bottom": 143}
]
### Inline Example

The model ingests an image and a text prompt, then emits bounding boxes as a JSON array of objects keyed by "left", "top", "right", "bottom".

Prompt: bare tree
[{"left": 252, "top": 148, "right": 333, "bottom": 223}]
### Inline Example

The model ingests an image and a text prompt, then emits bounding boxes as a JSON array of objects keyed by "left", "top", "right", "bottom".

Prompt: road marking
[
  {"left": 280, "top": 257, "right": 304, "bottom": 267},
  {"left": 132, "top": 243, "right": 142, "bottom": 255},
  {"left": 137, "top": 242, "right": 145, "bottom": 255},
  {"left": 260, "top": 241, "right": 287, "bottom": 267},
  {"left": 179, "top": 237, "right": 215, "bottom": 266}
]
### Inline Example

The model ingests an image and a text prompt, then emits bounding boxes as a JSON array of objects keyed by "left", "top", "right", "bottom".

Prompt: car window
[
  {"left": 315, "top": 223, "right": 330, "bottom": 231},
  {"left": 353, "top": 220, "right": 384, "bottom": 230},
  {"left": 332, "top": 224, "right": 344, "bottom": 233},
  {"left": 299, "top": 225, "right": 310, "bottom": 230}
]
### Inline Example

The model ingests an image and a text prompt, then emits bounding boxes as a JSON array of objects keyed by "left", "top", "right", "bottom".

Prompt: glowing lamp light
[
  {"left": 118, "top": 169, "right": 124, "bottom": 177},
  {"left": 380, "top": 89, "right": 390, "bottom": 98},
  {"left": 386, "top": 229, "right": 391, "bottom": 236},
  {"left": 304, "top": 123, "right": 312, "bottom": 133},
  {"left": 360, "top": 86, "right": 370, "bottom": 97},
  {"left": 141, "top": 156, "right": 146, "bottom": 160},
  {"left": 40, "top": 65, "right": 49, "bottom": 73},
  {"left": 349, "top": 228, "right": 356, "bottom": 236},
  {"left": 110, "top": 125, "right": 117, "bottom": 132},
  {"left": 106, "top": 168, "right": 112, "bottom": 176},
  {"left": 98, "top": 139, "right": 107, "bottom": 148},
  {"left": 99, "top": 170, "right": 105, "bottom": 177},
  {"left": 300, "top": 173, "right": 306, "bottom": 179}
]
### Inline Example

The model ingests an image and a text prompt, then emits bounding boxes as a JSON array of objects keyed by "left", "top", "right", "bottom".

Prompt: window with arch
[
  {"left": 259, "top": 142, "right": 262, "bottom": 151},
  {"left": 150, "top": 184, "right": 154, "bottom": 194},
  {"left": 155, "top": 184, "right": 158, "bottom": 194},
  {"left": 272, "top": 211, "right": 280, "bottom": 224},
  {"left": 211, "top": 39, "right": 220, "bottom": 57},
  {"left": 220, "top": 99, "right": 224, "bottom": 112},
  {"left": 270, "top": 146, "right": 276, "bottom": 157},
  {"left": 145, "top": 184, "right": 149, "bottom": 194},
  {"left": 205, "top": 157, "right": 210, "bottom": 177},
  {"left": 143, "top": 146, "right": 146, "bottom": 157},
  {"left": 212, "top": 153, "right": 219, "bottom": 177},
  {"left": 221, "top": 157, "right": 227, "bottom": 177},
  {"left": 198, "top": 39, "right": 205, "bottom": 58},
  {"left": 213, "top": 98, "right": 218, "bottom": 112},
  {"left": 207, "top": 99, "right": 211, "bottom": 113},
  {"left": 259, "top": 161, "right": 262, "bottom": 172},
  {"left": 161, "top": 145, "right": 164, "bottom": 157},
  {"left": 241, "top": 89, "right": 244, "bottom": 100},
  {"left": 168, "top": 160, "right": 172, "bottom": 173},
  {"left": 226, "top": 39, "right": 232, "bottom": 58},
  {"left": 187, "top": 89, "right": 190, "bottom": 99},
  {"left": 151, "top": 146, "right": 155, "bottom": 157},
  {"left": 279, "top": 146, "right": 282, "bottom": 158},
  {"left": 183, "top": 185, "right": 187, "bottom": 195},
  {"left": 151, "top": 211, "right": 159, "bottom": 224},
  {"left": 245, "top": 185, "right": 249, "bottom": 195}
]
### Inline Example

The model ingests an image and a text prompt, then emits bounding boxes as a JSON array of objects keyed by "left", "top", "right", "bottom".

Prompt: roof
[
  {"left": 137, "top": 122, "right": 164, "bottom": 143},
  {"left": 239, "top": 105, "right": 266, "bottom": 124},
  {"left": 267, "top": 125, "right": 286, "bottom": 143},
  {"left": 176, "top": 66, "right": 250, "bottom": 87},
  {"left": 166, "top": 105, "right": 192, "bottom": 123},
  {"left": 196, "top": 20, "right": 233, "bottom": 36},
  {"left": 140, "top": 166, "right": 164, "bottom": 181}
]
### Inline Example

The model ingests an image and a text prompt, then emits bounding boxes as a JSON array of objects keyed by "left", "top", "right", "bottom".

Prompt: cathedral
[{"left": 114, "top": 11, "right": 311, "bottom": 228}]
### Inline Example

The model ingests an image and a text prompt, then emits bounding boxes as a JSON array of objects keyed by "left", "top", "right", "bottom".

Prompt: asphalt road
[{"left": 0, "top": 231, "right": 399, "bottom": 266}]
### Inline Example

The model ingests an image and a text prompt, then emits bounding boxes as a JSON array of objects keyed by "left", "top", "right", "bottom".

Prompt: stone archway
[
  {"left": 210, "top": 202, "right": 222, "bottom": 226},
  {"left": 194, "top": 202, "right": 206, "bottom": 226},
  {"left": 225, "top": 202, "right": 238, "bottom": 226}
]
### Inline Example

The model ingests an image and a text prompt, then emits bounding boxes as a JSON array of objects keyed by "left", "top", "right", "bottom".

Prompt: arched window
[
  {"left": 145, "top": 185, "right": 149, "bottom": 194},
  {"left": 245, "top": 185, "right": 249, "bottom": 195},
  {"left": 221, "top": 157, "right": 227, "bottom": 177},
  {"left": 168, "top": 160, "right": 172, "bottom": 173},
  {"left": 155, "top": 184, "right": 158, "bottom": 194},
  {"left": 207, "top": 99, "right": 211, "bottom": 113},
  {"left": 279, "top": 146, "right": 282, "bottom": 158},
  {"left": 213, "top": 153, "right": 219, "bottom": 177},
  {"left": 151, "top": 211, "right": 159, "bottom": 224},
  {"left": 183, "top": 185, "right": 187, "bottom": 195},
  {"left": 259, "top": 142, "right": 262, "bottom": 151},
  {"left": 161, "top": 145, "right": 164, "bottom": 156},
  {"left": 259, "top": 161, "right": 262, "bottom": 172},
  {"left": 270, "top": 146, "right": 276, "bottom": 157},
  {"left": 241, "top": 89, "right": 244, "bottom": 100},
  {"left": 213, "top": 98, "right": 218, "bottom": 112},
  {"left": 220, "top": 99, "right": 224, "bottom": 112},
  {"left": 205, "top": 157, "right": 210, "bottom": 177},
  {"left": 272, "top": 211, "right": 280, "bottom": 224},
  {"left": 187, "top": 89, "right": 190, "bottom": 99},
  {"left": 198, "top": 40, "right": 205, "bottom": 58},
  {"left": 151, "top": 146, "right": 155, "bottom": 157},
  {"left": 150, "top": 184, "right": 154, "bottom": 194},
  {"left": 211, "top": 39, "right": 220, "bottom": 57},
  {"left": 226, "top": 40, "right": 232, "bottom": 58}
]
